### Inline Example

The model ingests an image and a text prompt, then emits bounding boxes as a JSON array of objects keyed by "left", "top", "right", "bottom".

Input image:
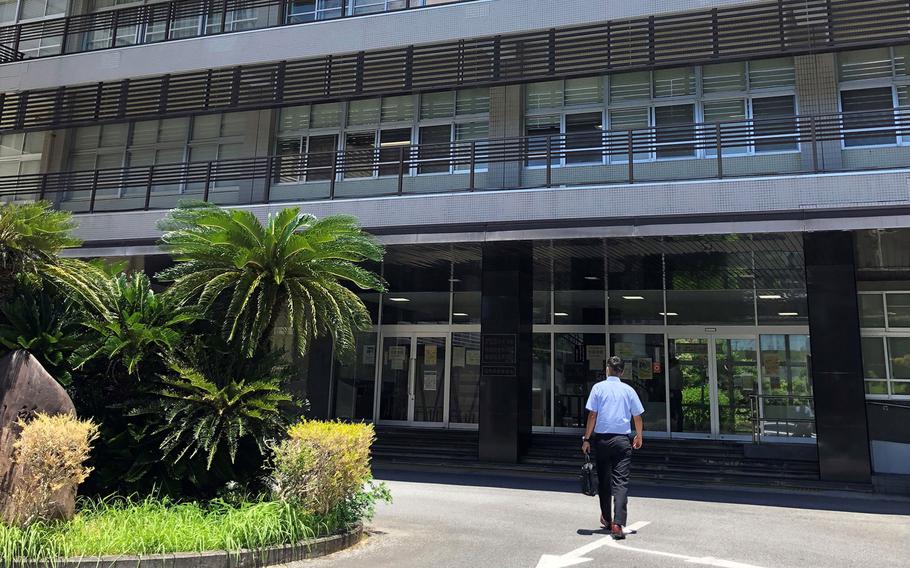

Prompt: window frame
[
  {"left": 859, "top": 290, "right": 910, "bottom": 400},
  {"left": 274, "top": 90, "right": 490, "bottom": 185},
  {"left": 837, "top": 46, "right": 910, "bottom": 150},
  {"left": 523, "top": 60, "right": 798, "bottom": 169}
]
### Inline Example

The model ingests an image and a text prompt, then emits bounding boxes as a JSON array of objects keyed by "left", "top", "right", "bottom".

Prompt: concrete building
[{"left": 2, "top": 0, "right": 909, "bottom": 489}]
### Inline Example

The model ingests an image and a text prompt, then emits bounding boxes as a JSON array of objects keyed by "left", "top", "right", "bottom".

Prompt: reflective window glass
[
  {"left": 838, "top": 48, "right": 893, "bottom": 82},
  {"left": 311, "top": 103, "right": 342, "bottom": 128},
  {"left": 381, "top": 95, "right": 415, "bottom": 123},
  {"left": 889, "top": 337, "right": 910, "bottom": 379},
  {"left": 840, "top": 88, "right": 896, "bottom": 147},
  {"left": 449, "top": 333, "right": 481, "bottom": 424},
  {"left": 748, "top": 58, "right": 795, "bottom": 89},
  {"left": 703, "top": 62, "right": 747, "bottom": 93},
  {"left": 381, "top": 245, "right": 451, "bottom": 324},
  {"left": 348, "top": 98, "right": 381, "bottom": 126},
  {"left": 610, "top": 333, "right": 666, "bottom": 432},
  {"left": 654, "top": 104, "right": 695, "bottom": 158},
  {"left": 752, "top": 95, "right": 798, "bottom": 152},
  {"left": 564, "top": 77, "right": 603, "bottom": 106},
  {"left": 610, "top": 71, "right": 651, "bottom": 102},
  {"left": 886, "top": 293, "right": 910, "bottom": 327},
  {"left": 420, "top": 91, "right": 455, "bottom": 119},
  {"left": 555, "top": 333, "right": 605, "bottom": 428},
  {"left": 532, "top": 333, "right": 551, "bottom": 427},
  {"left": 564, "top": 112, "right": 603, "bottom": 165},
  {"left": 456, "top": 88, "right": 490, "bottom": 115},
  {"left": 859, "top": 294, "right": 886, "bottom": 327},
  {"left": 527, "top": 81, "right": 564, "bottom": 111},
  {"left": 653, "top": 67, "right": 695, "bottom": 98}
]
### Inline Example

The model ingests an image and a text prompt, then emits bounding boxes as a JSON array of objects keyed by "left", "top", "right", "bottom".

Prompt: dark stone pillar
[
  {"left": 804, "top": 231, "right": 872, "bottom": 484},
  {"left": 479, "top": 241, "right": 533, "bottom": 462},
  {"left": 305, "top": 337, "right": 334, "bottom": 420}
]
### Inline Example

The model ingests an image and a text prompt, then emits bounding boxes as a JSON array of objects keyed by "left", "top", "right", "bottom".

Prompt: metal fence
[
  {"left": 749, "top": 394, "right": 816, "bottom": 443},
  {"left": 1, "top": 106, "right": 909, "bottom": 212}
]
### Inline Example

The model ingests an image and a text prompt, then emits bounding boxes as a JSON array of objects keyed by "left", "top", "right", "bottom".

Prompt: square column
[
  {"left": 804, "top": 231, "right": 871, "bottom": 484},
  {"left": 479, "top": 241, "right": 533, "bottom": 462}
]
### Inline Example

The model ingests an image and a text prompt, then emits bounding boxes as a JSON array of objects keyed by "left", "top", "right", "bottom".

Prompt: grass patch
[{"left": 0, "top": 495, "right": 340, "bottom": 563}]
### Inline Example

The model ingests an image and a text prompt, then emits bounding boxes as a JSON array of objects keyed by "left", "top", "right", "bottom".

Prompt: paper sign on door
[
  {"left": 424, "top": 344, "right": 438, "bottom": 366},
  {"left": 389, "top": 346, "right": 407, "bottom": 371},
  {"left": 424, "top": 371, "right": 438, "bottom": 391},
  {"left": 452, "top": 346, "right": 466, "bottom": 368}
]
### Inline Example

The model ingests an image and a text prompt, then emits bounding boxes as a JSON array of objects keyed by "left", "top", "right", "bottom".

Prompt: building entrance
[
  {"left": 668, "top": 335, "right": 758, "bottom": 439},
  {"left": 378, "top": 334, "right": 448, "bottom": 425}
]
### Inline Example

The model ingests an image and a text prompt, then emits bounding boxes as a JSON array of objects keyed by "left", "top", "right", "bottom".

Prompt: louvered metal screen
[{"left": 1, "top": 0, "right": 909, "bottom": 133}]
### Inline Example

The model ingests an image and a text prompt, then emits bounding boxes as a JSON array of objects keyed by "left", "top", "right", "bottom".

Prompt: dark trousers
[{"left": 593, "top": 433, "right": 632, "bottom": 526}]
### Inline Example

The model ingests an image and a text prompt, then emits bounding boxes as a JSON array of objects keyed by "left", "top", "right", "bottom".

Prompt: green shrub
[
  {"left": 0, "top": 495, "right": 330, "bottom": 564},
  {"left": 270, "top": 420, "right": 375, "bottom": 515}
]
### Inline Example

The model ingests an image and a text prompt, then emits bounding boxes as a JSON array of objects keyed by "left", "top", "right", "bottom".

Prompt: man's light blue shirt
[{"left": 585, "top": 376, "right": 645, "bottom": 435}]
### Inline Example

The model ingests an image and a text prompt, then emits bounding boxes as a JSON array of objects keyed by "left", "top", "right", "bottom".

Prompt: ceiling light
[
  {"left": 778, "top": 312, "right": 799, "bottom": 317},
  {"left": 388, "top": 297, "right": 410, "bottom": 302},
  {"left": 659, "top": 312, "right": 678, "bottom": 316},
  {"left": 554, "top": 312, "right": 569, "bottom": 317},
  {"left": 622, "top": 295, "right": 645, "bottom": 300},
  {"left": 449, "top": 278, "right": 461, "bottom": 283},
  {"left": 584, "top": 276, "right": 600, "bottom": 281},
  {"left": 452, "top": 312, "right": 469, "bottom": 317},
  {"left": 759, "top": 294, "right": 783, "bottom": 300}
]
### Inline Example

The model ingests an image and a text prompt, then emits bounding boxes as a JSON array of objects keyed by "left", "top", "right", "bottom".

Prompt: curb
[{"left": 10, "top": 524, "right": 363, "bottom": 568}]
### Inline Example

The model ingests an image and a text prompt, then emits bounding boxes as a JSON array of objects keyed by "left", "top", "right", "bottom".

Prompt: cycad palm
[
  {"left": 0, "top": 201, "right": 108, "bottom": 315},
  {"left": 157, "top": 203, "right": 384, "bottom": 359},
  {"left": 74, "top": 272, "right": 200, "bottom": 376}
]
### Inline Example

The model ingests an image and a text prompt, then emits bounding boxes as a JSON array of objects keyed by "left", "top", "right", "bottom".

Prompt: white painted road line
[
  {"left": 534, "top": 520, "right": 769, "bottom": 568},
  {"left": 604, "top": 539, "right": 769, "bottom": 568},
  {"left": 534, "top": 521, "right": 651, "bottom": 568}
]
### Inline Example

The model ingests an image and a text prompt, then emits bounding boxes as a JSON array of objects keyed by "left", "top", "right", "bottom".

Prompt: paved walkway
[{"left": 285, "top": 469, "right": 910, "bottom": 568}]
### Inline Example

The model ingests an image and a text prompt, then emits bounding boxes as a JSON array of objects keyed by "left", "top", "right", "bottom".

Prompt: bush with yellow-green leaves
[{"left": 270, "top": 420, "right": 387, "bottom": 521}]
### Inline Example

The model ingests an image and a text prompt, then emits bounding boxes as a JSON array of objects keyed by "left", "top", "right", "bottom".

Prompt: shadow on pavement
[{"left": 373, "top": 467, "right": 910, "bottom": 516}]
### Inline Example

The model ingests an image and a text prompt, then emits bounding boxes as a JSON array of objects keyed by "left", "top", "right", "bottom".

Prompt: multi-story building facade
[{"left": 2, "top": 0, "right": 909, "bottom": 488}]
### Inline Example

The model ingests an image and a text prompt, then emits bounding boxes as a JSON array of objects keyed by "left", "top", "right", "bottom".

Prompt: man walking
[{"left": 581, "top": 355, "right": 644, "bottom": 540}]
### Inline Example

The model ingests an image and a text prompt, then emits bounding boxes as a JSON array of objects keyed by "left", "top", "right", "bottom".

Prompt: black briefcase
[{"left": 580, "top": 453, "right": 597, "bottom": 496}]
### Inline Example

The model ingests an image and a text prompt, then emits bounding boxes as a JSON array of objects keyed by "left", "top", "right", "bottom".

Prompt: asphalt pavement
[{"left": 283, "top": 469, "right": 910, "bottom": 568}]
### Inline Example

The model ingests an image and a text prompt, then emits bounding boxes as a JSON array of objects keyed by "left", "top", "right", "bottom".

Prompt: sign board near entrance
[
  {"left": 481, "top": 334, "right": 517, "bottom": 365},
  {"left": 481, "top": 334, "right": 518, "bottom": 377}
]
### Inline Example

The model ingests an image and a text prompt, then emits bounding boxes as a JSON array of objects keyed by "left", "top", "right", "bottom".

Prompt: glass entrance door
[
  {"left": 669, "top": 338, "right": 712, "bottom": 435},
  {"left": 714, "top": 337, "right": 758, "bottom": 436},
  {"left": 669, "top": 335, "right": 757, "bottom": 438},
  {"left": 378, "top": 334, "right": 447, "bottom": 425}
]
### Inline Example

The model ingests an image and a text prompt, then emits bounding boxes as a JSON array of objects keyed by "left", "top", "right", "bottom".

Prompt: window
[
  {"left": 752, "top": 96, "right": 798, "bottom": 152},
  {"left": 288, "top": 0, "right": 345, "bottom": 23},
  {"left": 352, "top": 0, "right": 408, "bottom": 16},
  {"left": 859, "top": 291, "right": 910, "bottom": 399},
  {"left": 654, "top": 104, "right": 695, "bottom": 158},
  {"left": 276, "top": 90, "right": 489, "bottom": 183},
  {"left": 526, "top": 58, "right": 796, "bottom": 166},
  {"left": 417, "top": 125, "right": 450, "bottom": 174},
  {"left": 862, "top": 335, "right": 910, "bottom": 397},
  {"left": 0, "top": 132, "right": 44, "bottom": 180},
  {"left": 67, "top": 113, "right": 251, "bottom": 199},
  {"left": 840, "top": 88, "right": 896, "bottom": 147},
  {"left": 564, "top": 113, "right": 603, "bottom": 164},
  {"left": 20, "top": 0, "right": 65, "bottom": 20},
  {"left": 837, "top": 47, "right": 910, "bottom": 149}
]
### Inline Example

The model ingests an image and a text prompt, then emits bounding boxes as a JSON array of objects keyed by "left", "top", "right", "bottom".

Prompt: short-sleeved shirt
[{"left": 585, "top": 376, "right": 645, "bottom": 435}]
